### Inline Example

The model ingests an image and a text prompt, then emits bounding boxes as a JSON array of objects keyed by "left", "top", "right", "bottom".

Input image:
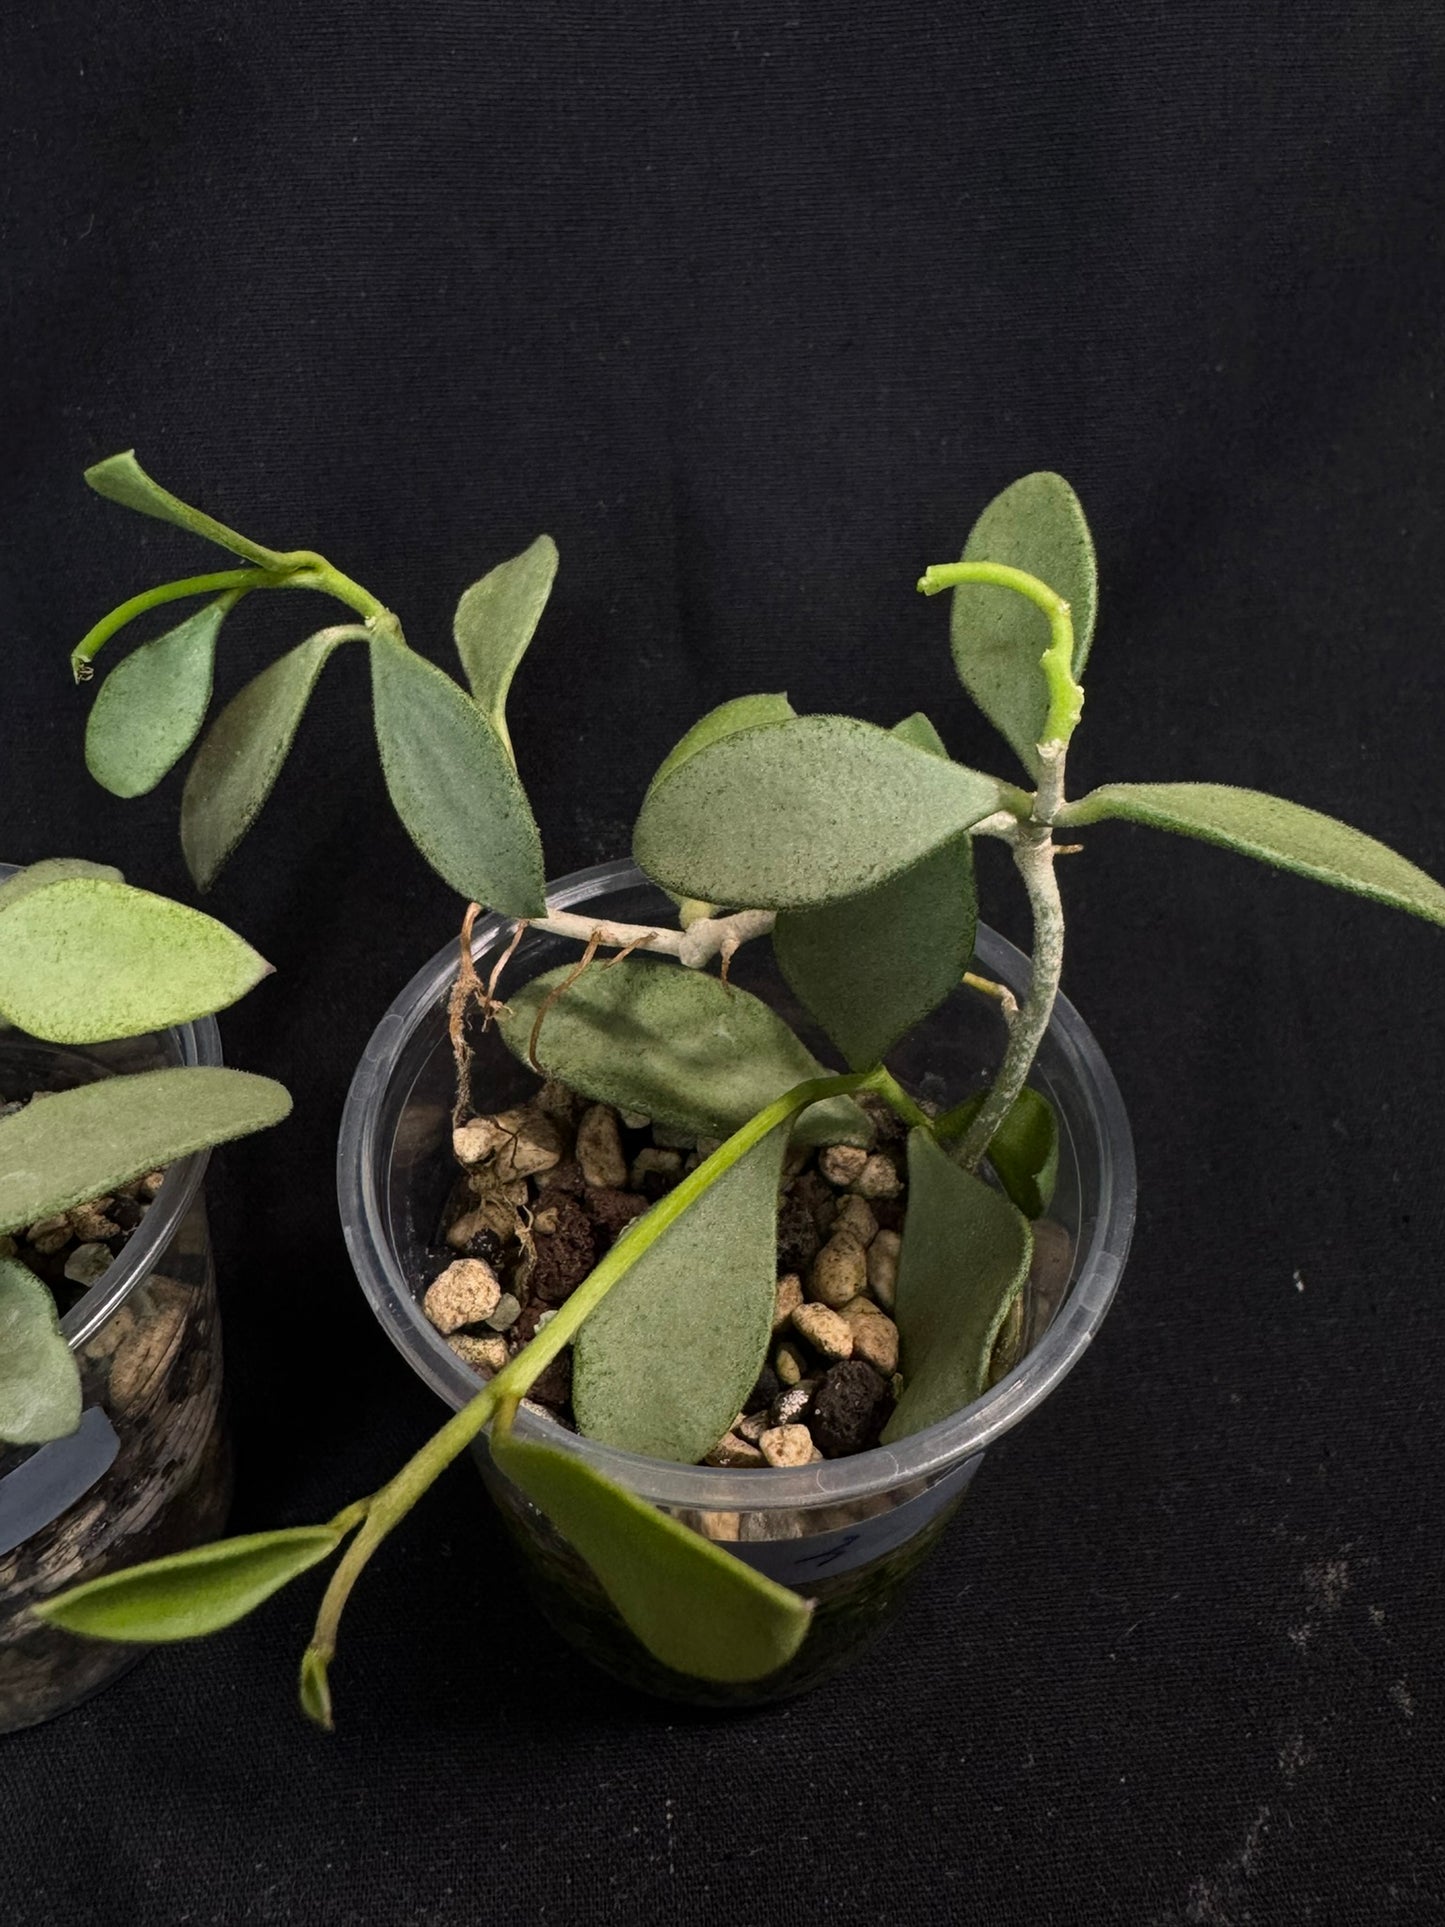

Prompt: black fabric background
[{"left": 2, "top": 4, "right": 1443, "bottom": 1922}]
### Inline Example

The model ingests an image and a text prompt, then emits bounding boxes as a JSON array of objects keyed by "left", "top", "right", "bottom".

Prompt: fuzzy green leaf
[
  {"left": 0, "top": 859, "right": 123, "bottom": 912},
  {"left": 491, "top": 1422, "right": 812, "bottom": 1681},
  {"left": 84, "top": 450, "right": 287, "bottom": 568},
  {"left": 938, "top": 1085, "right": 1059, "bottom": 1219},
  {"left": 773, "top": 835, "right": 977, "bottom": 1070},
  {"left": 0, "top": 879, "right": 271, "bottom": 1044},
  {"left": 635, "top": 715, "right": 1012, "bottom": 910},
  {"left": 370, "top": 635, "right": 546, "bottom": 919},
  {"left": 890, "top": 712, "right": 948, "bottom": 757},
  {"left": 1059, "top": 782, "right": 1445, "bottom": 928},
  {"left": 84, "top": 598, "right": 230, "bottom": 798},
  {"left": 181, "top": 630, "right": 353, "bottom": 890},
  {"left": 574, "top": 1125, "right": 785, "bottom": 1463},
  {"left": 0, "top": 1258, "right": 82, "bottom": 1446},
  {"left": 645, "top": 696, "right": 798, "bottom": 917},
  {"left": 952, "top": 472, "right": 1097, "bottom": 776},
  {"left": 0, "top": 1067, "right": 292, "bottom": 1234},
  {"left": 647, "top": 693, "right": 796, "bottom": 799},
  {"left": 882, "top": 1130, "right": 1033, "bottom": 1444},
  {"left": 34, "top": 1527, "right": 341, "bottom": 1641},
  {"left": 497, "top": 953, "right": 871, "bottom": 1147},
  {"left": 453, "top": 534, "right": 558, "bottom": 756}
]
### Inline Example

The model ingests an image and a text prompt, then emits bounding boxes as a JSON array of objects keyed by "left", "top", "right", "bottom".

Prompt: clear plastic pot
[
  {"left": 0, "top": 867, "right": 232, "bottom": 1733},
  {"left": 339, "top": 860, "right": 1135, "bottom": 1706}
]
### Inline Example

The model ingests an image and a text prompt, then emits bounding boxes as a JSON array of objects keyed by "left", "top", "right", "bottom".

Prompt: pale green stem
[
  {"left": 917, "top": 559, "right": 1083, "bottom": 747},
  {"left": 301, "top": 1066, "right": 885, "bottom": 1723},
  {"left": 70, "top": 571, "right": 264, "bottom": 679},
  {"left": 71, "top": 556, "right": 391, "bottom": 682},
  {"left": 962, "top": 971, "right": 1020, "bottom": 1025},
  {"left": 274, "top": 553, "right": 389, "bottom": 625},
  {"left": 869, "top": 1065, "right": 933, "bottom": 1132}
]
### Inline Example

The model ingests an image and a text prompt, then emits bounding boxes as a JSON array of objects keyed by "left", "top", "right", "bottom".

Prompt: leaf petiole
[{"left": 962, "top": 970, "right": 1020, "bottom": 1025}]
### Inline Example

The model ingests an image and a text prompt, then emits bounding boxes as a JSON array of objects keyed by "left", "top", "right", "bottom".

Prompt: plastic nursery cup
[
  {"left": 340, "top": 861, "right": 1136, "bottom": 1707},
  {"left": 0, "top": 868, "right": 232, "bottom": 1734}
]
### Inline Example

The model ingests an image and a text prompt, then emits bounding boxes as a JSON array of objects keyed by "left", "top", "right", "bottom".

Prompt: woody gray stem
[
  {"left": 526, "top": 906, "right": 776, "bottom": 969},
  {"left": 956, "top": 821, "right": 1064, "bottom": 1172}
]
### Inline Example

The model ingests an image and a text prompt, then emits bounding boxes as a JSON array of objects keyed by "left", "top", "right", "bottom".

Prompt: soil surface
[{"left": 421, "top": 1083, "right": 926, "bottom": 1463}]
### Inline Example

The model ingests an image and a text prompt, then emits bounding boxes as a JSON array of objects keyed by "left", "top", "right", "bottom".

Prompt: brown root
[
  {"left": 527, "top": 929, "right": 602, "bottom": 1072},
  {"left": 601, "top": 929, "right": 657, "bottom": 969},
  {"left": 447, "top": 903, "right": 484, "bottom": 1129},
  {"left": 448, "top": 905, "right": 530, "bottom": 1128}
]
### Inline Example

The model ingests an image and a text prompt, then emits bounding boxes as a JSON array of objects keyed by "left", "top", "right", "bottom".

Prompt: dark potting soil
[{"left": 419, "top": 1084, "right": 934, "bottom": 1466}]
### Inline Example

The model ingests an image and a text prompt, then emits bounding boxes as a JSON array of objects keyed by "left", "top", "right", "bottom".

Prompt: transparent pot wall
[
  {"left": 0, "top": 1012, "right": 231, "bottom": 1735},
  {"left": 341, "top": 863, "right": 1135, "bottom": 1706}
]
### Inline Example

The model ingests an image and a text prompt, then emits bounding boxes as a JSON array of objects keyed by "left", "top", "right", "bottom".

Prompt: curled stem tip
[
  {"left": 69, "top": 551, "right": 390, "bottom": 683},
  {"left": 69, "top": 569, "right": 264, "bottom": 678},
  {"left": 916, "top": 558, "right": 1083, "bottom": 749}
]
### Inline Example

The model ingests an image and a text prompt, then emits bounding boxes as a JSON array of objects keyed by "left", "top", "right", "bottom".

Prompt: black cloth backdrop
[{"left": 2, "top": 4, "right": 1442, "bottom": 1922}]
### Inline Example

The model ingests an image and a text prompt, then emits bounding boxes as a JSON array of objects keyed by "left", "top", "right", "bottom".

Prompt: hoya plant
[
  {"left": 0, "top": 857, "right": 291, "bottom": 1447},
  {"left": 35, "top": 455, "right": 1445, "bottom": 1722}
]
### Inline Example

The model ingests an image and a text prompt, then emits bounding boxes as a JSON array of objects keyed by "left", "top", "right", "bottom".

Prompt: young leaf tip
[
  {"left": 83, "top": 448, "right": 139, "bottom": 492},
  {"left": 300, "top": 1645, "right": 335, "bottom": 1730}
]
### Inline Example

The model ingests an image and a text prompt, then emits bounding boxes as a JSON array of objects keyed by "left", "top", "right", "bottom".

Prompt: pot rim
[
  {"left": 338, "top": 858, "right": 1136, "bottom": 1508},
  {"left": 0, "top": 860, "right": 220, "bottom": 1354}
]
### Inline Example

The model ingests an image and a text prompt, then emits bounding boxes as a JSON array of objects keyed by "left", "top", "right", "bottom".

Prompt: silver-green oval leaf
[
  {"left": 85, "top": 597, "right": 232, "bottom": 798},
  {"left": 370, "top": 635, "right": 546, "bottom": 919},
  {"left": 453, "top": 534, "right": 558, "bottom": 759},
  {"left": 774, "top": 834, "right": 977, "bottom": 1070},
  {"left": 645, "top": 695, "right": 798, "bottom": 916},
  {"left": 882, "top": 1129, "right": 1033, "bottom": 1444},
  {"left": 496, "top": 953, "right": 871, "bottom": 1147},
  {"left": 646, "top": 692, "right": 796, "bottom": 799},
  {"left": 574, "top": 1124, "right": 785, "bottom": 1463},
  {"left": 635, "top": 715, "right": 1012, "bottom": 910},
  {"left": 0, "top": 1258, "right": 82, "bottom": 1446},
  {"left": 0, "top": 879, "right": 271, "bottom": 1044},
  {"left": 34, "top": 1527, "right": 341, "bottom": 1641},
  {"left": 181, "top": 629, "right": 356, "bottom": 891},
  {"left": 85, "top": 450, "right": 287, "bottom": 568},
  {"left": 490, "top": 1422, "right": 812, "bottom": 1681},
  {"left": 0, "top": 1067, "right": 292, "bottom": 1234},
  {"left": 952, "top": 472, "right": 1097, "bottom": 776},
  {"left": 1059, "top": 783, "right": 1445, "bottom": 927}
]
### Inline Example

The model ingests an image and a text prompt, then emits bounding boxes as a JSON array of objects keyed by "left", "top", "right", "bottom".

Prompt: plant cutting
[
  {"left": 36, "top": 454, "right": 1445, "bottom": 1723},
  {"left": 0, "top": 854, "right": 291, "bottom": 1728}
]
